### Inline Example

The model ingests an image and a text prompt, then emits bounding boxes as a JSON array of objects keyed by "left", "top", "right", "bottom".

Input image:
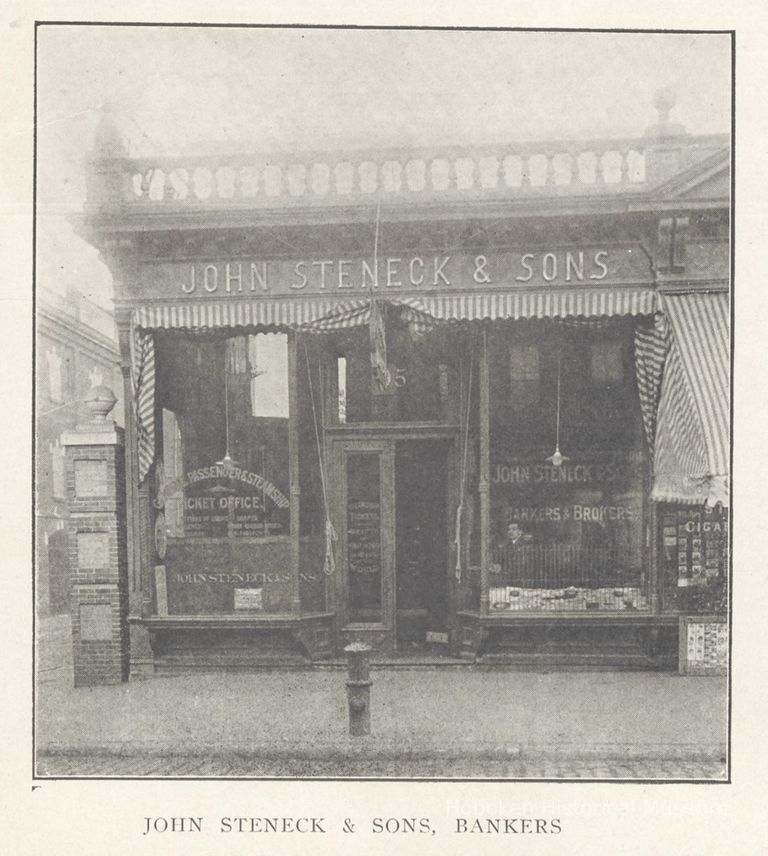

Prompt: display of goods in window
[
  {"left": 660, "top": 504, "right": 728, "bottom": 614},
  {"left": 489, "top": 451, "right": 646, "bottom": 611}
]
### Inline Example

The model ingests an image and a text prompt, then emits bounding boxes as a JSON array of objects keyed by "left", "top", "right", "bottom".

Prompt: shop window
[
  {"left": 152, "top": 333, "right": 293, "bottom": 616},
  {"left": 659, "top": 504, "right": 728, "bottom": 614},
  {"left": 489, "top": 321, "right": 646, "bottom": 612},
  {"left": 155, "top": 336, "right": 291, "bottom": 532}
]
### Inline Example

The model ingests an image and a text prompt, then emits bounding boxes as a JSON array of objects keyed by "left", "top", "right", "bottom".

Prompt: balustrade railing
[{"left": 86, "top": 133, "right": 728, "bottom": 210}]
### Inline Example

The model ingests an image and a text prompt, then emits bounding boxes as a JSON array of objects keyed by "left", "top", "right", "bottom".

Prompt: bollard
[{"left": 344, "top": 643, "right": 372, "bottom": 736}]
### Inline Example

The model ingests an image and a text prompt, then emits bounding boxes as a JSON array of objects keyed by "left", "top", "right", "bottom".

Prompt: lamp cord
[{"left": 555, "top": 351, "right": 562, "bottom": 448}]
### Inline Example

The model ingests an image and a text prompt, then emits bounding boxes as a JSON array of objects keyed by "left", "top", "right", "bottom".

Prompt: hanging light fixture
[
  {"left": 217, "top": 345, "right": 238, "bottom": 468},
  {"left": 546, "top": 349, "right": 569, "bottom": 468}
]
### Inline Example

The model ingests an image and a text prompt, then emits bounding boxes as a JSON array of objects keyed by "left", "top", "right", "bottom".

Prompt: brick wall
[{"left": 63, "top": 431, "right": 129, "bottom": 686}]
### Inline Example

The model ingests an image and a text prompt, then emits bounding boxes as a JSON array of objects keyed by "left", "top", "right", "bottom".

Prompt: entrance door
[
  {"left": 395, "top": 440, "right": 450, "bottom": 651},
  {"left": 333, "top": 437, "right": 450, "bottom": 655},
  {"left": 335, "top": 440, "right": 396, "bottom": 653}
]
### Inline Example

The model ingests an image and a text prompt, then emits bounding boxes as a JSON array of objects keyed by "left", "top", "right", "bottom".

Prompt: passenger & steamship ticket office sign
[{"left": 138, "top": 245, "right": 651, "bottom": 299}]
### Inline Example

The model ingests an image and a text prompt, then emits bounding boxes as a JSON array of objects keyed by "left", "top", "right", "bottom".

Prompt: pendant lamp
[
  {"left": 546, "top": 350, "right": 569, "bottom": 468},
  {"left": 217, "top": 348, "right": 238, "bottom": 468}
]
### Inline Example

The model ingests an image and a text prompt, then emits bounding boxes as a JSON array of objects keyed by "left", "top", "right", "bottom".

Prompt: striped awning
[
  {"left": 634, "top": 313, "right": 669, "bottom": 456},
  {"left": 652, "top": 292, "right": 730, "bottom": 505},
  {"left": 399, "top": 287, "right": 658, "bottom": 330},
  {"left": 133, "top": 298, "right": 372, "bottom": 331},
  {"left": 132, "top": 288, "right": 658, "bottom": 333},
  {"left": 130, "top": 327, "right": 156, "bottom": 483}
]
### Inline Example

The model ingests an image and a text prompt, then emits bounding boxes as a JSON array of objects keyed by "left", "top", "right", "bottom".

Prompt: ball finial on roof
[
  {"left": 653, "top": 87, "right": 677, "bottom": 124},
  {"left": 645, "top": 87, "right": 687, "bottom": 138}
]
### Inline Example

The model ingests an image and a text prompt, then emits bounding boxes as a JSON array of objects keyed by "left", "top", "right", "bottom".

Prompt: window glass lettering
[
  {"left": 489, "top": 321, "right": 645, "bottom": 611},
  {"left": 153, "top": 333, "right": 292, "bottom": 616},
  {"left": 347, "top": 452, "right": 383, "bottom": 623}
]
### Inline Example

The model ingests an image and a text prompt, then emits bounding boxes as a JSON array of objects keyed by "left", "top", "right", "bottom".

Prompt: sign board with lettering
[
  {"left": 659, "top": 505, "right": 728, "bottom": 613},
  {"left": 347, "top": 500, "right": 382, "bottom": 577},
  {"left": 168, "top": 462, "right": 290, "bottom": 539},
  {"left": 679, "top": 616, "right": 728, "bottom": 675},
  {"left": 345, "top": 452, "right": 384, "bottom": 618},
  {"left": 134, "top": 245, "right": 650, "bottom": 301},
  {"left": 660, "top": 506, "right": 728, "bottom": 589},
  {"left": 234, "top": 588, "right": 264, "bottom": 611}
]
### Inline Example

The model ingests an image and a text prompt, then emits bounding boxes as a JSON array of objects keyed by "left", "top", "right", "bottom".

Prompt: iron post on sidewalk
[{"left": 344, "top": 643, "right": 372, "bottom": 736}]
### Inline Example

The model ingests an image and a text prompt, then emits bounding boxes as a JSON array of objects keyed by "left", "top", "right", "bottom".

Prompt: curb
[{"left": 36, "top": 741, "right": 726, "bottom": 764}]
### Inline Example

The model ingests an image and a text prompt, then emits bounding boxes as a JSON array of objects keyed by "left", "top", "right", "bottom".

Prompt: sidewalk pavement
[{"left": 35, "top": 616, "right": 728, "bottom": 779}]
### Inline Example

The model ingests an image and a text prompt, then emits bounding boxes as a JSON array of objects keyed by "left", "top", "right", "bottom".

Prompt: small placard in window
[{"left": 234, "top": 587, "right": 263, "bottom": 611}]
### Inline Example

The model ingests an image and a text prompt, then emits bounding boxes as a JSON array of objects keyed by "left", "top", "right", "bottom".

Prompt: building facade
[
  {"left": 36, "top": 286, "right": 122, "bottom": 614},
  {"left": 75, "top": 93, "right": 729, "bottom": 672}
]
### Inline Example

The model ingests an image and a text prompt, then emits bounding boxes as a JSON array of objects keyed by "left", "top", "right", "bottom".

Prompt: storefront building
[{"left": 75, "top": 94, "right": 729, "bottom": 673}]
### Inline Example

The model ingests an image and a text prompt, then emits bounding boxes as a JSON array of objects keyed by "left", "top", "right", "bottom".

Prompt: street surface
[
  {"left": 36, "top": 616, "right": 728, "bottom": 780},
  {"left": 37, "top": 752, "right": 725, "bottom": 779}
]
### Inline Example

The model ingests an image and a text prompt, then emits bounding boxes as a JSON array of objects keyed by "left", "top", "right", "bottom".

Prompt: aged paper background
[{"left": 2, "top": 1, "right": 767, "bottom": 853}]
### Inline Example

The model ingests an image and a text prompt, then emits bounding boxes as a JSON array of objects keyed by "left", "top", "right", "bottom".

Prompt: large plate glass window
[
  {"left": 488, "top": 319, "right": 647, "bottom": 612},
  {"left": 153, "top": 332, "right": 292, "bottom": 615}
]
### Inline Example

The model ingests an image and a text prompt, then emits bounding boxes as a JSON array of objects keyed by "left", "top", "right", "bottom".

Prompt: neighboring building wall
[{"left": 36, "top": 286, "right": 123, "bottom": 615}]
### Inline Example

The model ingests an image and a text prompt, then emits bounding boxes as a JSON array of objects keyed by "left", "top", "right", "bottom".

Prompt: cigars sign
[{"left": 139, "top": 246, "right": 650, "bottom": 299}]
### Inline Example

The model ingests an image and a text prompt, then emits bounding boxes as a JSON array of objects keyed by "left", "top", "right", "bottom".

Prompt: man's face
[{"left": 508, "top": 524, "right": 522, "bottom": 539}]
